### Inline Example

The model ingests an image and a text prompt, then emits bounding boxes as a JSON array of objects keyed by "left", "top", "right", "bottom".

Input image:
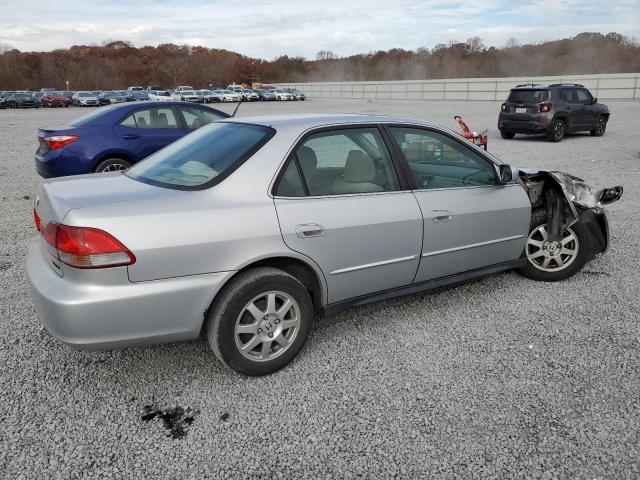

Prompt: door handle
[
  {"left": 122, "top": 134, "right": 140, "bottom": 139},
  {"left": 295, "top": 224, "right": 325, "bottom": 238},
  {"left": 431, "top": 210, "right": 453, "bottom": 223}
]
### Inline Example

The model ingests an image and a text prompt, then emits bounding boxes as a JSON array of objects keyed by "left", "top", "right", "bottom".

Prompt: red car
[{"left": 41, "top": 92, "right": 70, "bottom": 108}]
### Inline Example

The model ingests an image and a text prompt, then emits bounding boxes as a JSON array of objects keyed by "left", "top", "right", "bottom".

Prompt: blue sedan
[{"left": 35, "top": 101, "right": 229, "bottom": 177}]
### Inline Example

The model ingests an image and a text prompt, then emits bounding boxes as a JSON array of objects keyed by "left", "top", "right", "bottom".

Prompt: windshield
[
  {"left": 508, "top": 89, "right": 549, "bottom": 103},
  {"left": 125, "top": 122, "right": 275, "bottom": 189}
]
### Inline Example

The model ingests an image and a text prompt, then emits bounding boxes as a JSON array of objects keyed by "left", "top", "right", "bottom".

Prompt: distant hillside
[{"left": 0, "top": 32, "right": 638, "bottom": 90}]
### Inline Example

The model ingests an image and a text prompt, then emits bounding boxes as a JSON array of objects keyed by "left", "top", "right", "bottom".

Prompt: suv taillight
[
  {"left": 501, "top": 103, "right": 507, "bottom": 112},
  {"left": 539, "top": 103, "right": 552, "bottom": 113},
  {"left": 43, "top": 135, "right": 79, "bottom": 150},
  {"left": 40, "top": 222, "right": 135, "bottom": 269}
]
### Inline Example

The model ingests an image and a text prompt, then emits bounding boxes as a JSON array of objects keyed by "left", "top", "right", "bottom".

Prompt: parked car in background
[
  {"left": 5, "top": 92, "right": 40, "bottom": 108},
  {"left": 34, "top": 101, "right": 228, "bottom": 177},
  {"left": 283, "top": 87, "right": 305, "bottom": 100},
  {"left": 130, "top": 91, "right": 150, "bottom": 101},
  {"left": 26, "top": 114, "right": 622, "bottom": 375},
  {"left": 498, "top": 83, "right": 609, "bottom": 142},
  {"left": 148, "top": 90, "right": 173, "bottom": 102},
  {"left": 127, "top": 86, "right": 144, "bottom": 91},
  {"left": 41, "top": 91, "right": 71, "bottom": 107},
  {"left": 175, "top": 86, "right": 195, "bottom": 93},
  {"left": 72, "top": 91, "right": 100, "bottom": 107},
  {"left": 0, "top": 97, "right": 6, "bottom": 109},
  {"left": 40, "top": 87, "right": 57, "bottom": 92},
  {"left": 61, "top": 91, "right": 75, "bottom": 101},
  {"left": 255, "top": 89, "right": 276, "bottom": 101},
  {"left": 98, "top": 91, "right": 127, "bottom": 106},
  {"left": 219, "top": 90, "right": 241, "bottom": 102},
  {"left": 146, "top": 85, "right": 163, "bottom": 91},
  {"left": 240, "top": 89, "right": 259, "bottom": 101},
  {"left": 274, "top": 89, "right": 294, "bottom": 101},
  {"left": 172, "top": 90, "right": 200, "bottom": 102}
]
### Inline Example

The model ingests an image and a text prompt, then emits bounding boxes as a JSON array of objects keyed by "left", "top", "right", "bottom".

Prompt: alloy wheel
[
  {"left": 526, "top": 224, "right": 579, "bottom": 272},
  {"left": 554, "top": 121, "right": 564, "bottom": 140},
  {"left": 101, "top": 163, "right": 128, "bottom": 173},
  {"left": 596, "top": 117, "right": 606, "bottom": 135},
  {"left": 234, "top": 291, "right": 301, "bottom": 362}
]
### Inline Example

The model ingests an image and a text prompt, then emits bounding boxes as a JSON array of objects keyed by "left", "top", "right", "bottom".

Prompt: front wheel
[
  {"left": 206, "top": 267, "right": 313, "bottom": 376},
  {"left": 519, "top": 209, "right": 590, "bottom": 282},
  {"left": 94, "top": 158, "right": 132, "bottom": 173},
  {"left": 590, "top": 116, "right": 607, "bottom": 137},
  {"left": 501, "top": 131, "right": 515, "bottom": 139}
]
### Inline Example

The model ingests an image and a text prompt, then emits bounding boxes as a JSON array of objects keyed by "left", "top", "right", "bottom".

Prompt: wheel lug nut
[
  {"left": 268, "top": 333, "right": 273, "bottom": 338},
  {"left": 274, "top": 319, "right": 280, "bottom": 324},
  {"left": 257, "top": 328, "right": 262, "bottom": 333}
]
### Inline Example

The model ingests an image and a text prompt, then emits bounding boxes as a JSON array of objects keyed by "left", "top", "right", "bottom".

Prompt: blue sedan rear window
[{"left": 125, "top": 122, "right": 274, "bottom": 190}]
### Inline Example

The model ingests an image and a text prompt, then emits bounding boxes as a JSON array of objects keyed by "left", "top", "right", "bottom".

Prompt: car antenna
[{"left": 231, "top": 101, "right": 241, "bottom": 117}]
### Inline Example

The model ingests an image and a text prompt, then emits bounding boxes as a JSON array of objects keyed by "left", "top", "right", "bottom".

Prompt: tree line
[{"left": 0, "top": 32, "right": 638, "bottom": 90}]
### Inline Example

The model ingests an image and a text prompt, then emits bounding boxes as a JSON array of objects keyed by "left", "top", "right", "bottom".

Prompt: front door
[
  {"left": 273, "top": 126, "right": 423, "bottom": 304},
  {"left": 113, "top": 106, "right": 186, "bottom": 162},
  {"left": 386, "top": 126, "right": 531, "bottom": 283}
]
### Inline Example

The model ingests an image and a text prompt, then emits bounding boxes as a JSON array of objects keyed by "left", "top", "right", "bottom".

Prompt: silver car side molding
[
  {"left": 329, "top": 255, "right": 417, "bottom": 275},
  {"left": 421, "top": 234, "right": 525, "bottom": 258}
]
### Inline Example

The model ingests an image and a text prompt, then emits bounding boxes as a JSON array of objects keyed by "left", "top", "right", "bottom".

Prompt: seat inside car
[{"left": 332, "top": 150, "right": 384, "bottom": 194}]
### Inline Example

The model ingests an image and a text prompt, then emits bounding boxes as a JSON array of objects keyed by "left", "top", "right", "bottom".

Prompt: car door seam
[{"left": 421, "top": 234, "right": 525, "bottom": 258}]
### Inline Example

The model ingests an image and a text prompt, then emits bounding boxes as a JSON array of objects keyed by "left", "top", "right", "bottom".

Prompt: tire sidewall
[
  {"left": 520, "top": 209, "right": 591, "bottom": 281},
  {"left": 208, "top": 269, "right": 314, "bottom": 376}
]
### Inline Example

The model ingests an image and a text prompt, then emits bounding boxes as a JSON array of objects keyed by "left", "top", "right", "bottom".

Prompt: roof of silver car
[{"left": 225, "top": 113, "right": 438, "bottom": 129}]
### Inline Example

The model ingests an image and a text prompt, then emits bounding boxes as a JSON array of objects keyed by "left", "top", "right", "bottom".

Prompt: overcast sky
[{"left": 0, "top": 0, "right": 638, "bottom": 59}]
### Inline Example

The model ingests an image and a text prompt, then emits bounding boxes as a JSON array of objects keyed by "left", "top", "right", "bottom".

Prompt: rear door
[
  {"left": 274, "top": 126, "right": 423, "bottom": 304},
  {"left": 386, "top": 125, "right": 531, "bottom": 283},
  {"left": 113, "top": 106, "right": 186, "bottom": 162}
]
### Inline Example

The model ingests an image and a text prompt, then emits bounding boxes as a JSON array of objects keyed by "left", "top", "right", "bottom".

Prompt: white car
[
  {"left": 240, "top": 89, "right": 259, "bottom": 101},
  {"left": 148, "top": 90, "right": 173, "bottom": 102},
  {"left": 175, "top": 86, "right": 194, "bottom": 93},
  {"left": 274, "top": 89, "right": 294, "bottom": 101},
  {"left": 71, "top": 91, "right": 100, "bottom": 106},
  {"left": 220, "top": 90, "right": 241, "bottom": 102},
  {"left": 172, "top": 90, "right": 200, "bottom": 102}
]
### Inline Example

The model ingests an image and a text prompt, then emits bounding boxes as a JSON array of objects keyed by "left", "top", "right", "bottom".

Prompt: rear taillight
[
  {"left": 43, "top": 135, "right": 79, "bottom": 150},
  {"left": 539, "top": 103, "right": 552, "bottom": 113},
  {"left": 501, "top": 103, "right": 507, "bottom": 112},
  {"left": 34, "top": 208, "right": 41, "bottom": 231},
  {"left": 40, "top": 222, "right": 135, "bottom": 269}
]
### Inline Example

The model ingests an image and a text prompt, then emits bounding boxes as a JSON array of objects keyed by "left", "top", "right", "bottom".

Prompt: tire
[
  {"left": 590, "top": 115, "right": 607, "bottom": 137},
  {"left": 94, "top": 158, "right": 132, "bottom": 173},
  {"left": 206, "top": 267, "right": 314, "bottom": 376},
  {"left": 501, "top": 131, "right": 515, "bottom": 139},
  {"left": 518, "top": 209, "right": 590, "bottom": 282},
  {"left": 222, "top": 97, "right": 227, "bottom": 103},
  {"left": 547, "top": 119, "right": 566, "bottom": 142}
]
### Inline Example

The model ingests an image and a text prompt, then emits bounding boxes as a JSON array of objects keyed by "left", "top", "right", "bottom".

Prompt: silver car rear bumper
[{"left": 26, "top": 241, "right": 231, "bottom": 350}]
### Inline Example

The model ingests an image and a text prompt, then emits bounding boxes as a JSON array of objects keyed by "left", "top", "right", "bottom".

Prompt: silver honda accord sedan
[{"left": 26, "top": 114, "right": 622, "bottom": 375}]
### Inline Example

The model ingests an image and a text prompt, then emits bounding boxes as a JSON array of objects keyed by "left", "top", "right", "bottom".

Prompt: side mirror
[{"left": 499, "top": 164, "right": 513, "bottom": 183}]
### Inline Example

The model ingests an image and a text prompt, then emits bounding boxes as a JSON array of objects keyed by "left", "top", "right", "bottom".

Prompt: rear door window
[
  {"left": 507, "top": 89, "right": 549, "bottom": 103},
  {"left": 180, "top": 106, "right": 225, "bottom": 130},
  {"left": 120, "top": 108, "right": 180, "bottom": 129}
]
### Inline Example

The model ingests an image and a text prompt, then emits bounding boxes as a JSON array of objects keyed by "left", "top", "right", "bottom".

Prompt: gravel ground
[{"left": 0, "top": 99, "right": 639, "bottom": 479}]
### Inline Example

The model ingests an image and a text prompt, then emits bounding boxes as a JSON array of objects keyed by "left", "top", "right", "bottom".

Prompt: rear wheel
[
  {"left": 206, "top": 267, "right": 313, "bottom": 376},
  {"left": 501, "top": 131, "right": 515, "bottom": 139},
  {"left": 94, "top": 158, "right": 132, "bottom": 173},
  {"left": 519, "top": 209, "right": 590, "bottom": 281},
  {"left": 547, "top": 119, "right": 566, "bottom": 142},
  {"left": 590, "top": 116, "right": 607, "bottom": 137}
]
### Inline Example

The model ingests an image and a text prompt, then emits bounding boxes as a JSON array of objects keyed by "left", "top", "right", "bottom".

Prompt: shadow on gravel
[{"left": 141, "top": 405, "right": 196, "bottom": 439}]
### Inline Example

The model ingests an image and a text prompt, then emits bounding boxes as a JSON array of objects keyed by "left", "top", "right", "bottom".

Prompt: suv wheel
[
  {"left": 94, "top": 158, "right": 132, "bottom": 173},
  {"left": 501, "top": 131, "right": 515, "bottom": 139},
  {"left": 207, "top": 267, "right": 314, "bottom": 376},
  {"left": 590, "top": 116, "right": 607, "bottom": 137},
  {"left": 518, "top": 209, "right": 589, "bottom": 282},
  {"left": 547, "top": 119, "right": 566, "bottom": 142}
]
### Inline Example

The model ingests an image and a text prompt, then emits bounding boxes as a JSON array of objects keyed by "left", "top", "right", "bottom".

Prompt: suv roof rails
[
  {"left": 548, "top": 83, "right": 584, "bottom": 87},
  {"left": 514, "top": 83, "right": 545, "bottom": 88}
]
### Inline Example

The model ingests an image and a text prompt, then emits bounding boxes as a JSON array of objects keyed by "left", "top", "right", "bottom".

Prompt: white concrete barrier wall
[{"left": 275, "top": 73, "right": 640, "bottom": 101}]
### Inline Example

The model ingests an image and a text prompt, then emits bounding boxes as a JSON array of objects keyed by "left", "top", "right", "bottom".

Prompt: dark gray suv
[{"left": 498, "top": 83, "right": 609, "bottom": 142}]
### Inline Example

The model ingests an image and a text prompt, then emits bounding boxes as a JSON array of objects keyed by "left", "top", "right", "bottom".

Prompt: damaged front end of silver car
[{"left": 517, "top": 168, "right": 623, "bottom": 256}]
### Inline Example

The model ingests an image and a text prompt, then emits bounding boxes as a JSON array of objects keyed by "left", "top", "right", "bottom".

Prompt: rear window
[
  {"left": 69, "top": 107, "right": 115, "bottom": 126},
  {"left": 507, "top": 89, "right": 549, "bottom": 103},
  {"left": 125, "top": 122, "right": 274, "bottom": 190}
]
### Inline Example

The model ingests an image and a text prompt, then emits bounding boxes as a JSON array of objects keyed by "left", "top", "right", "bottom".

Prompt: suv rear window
[
  {"left": 125, "top": 122, "right": 274, "bottom": 189},
  {"left": 507, "top": 89, "right": 549, "bottom": 103}
]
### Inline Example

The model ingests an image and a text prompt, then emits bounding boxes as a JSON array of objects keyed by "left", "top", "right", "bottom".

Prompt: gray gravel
[{"left": 1, "top": 100, "right": 639, "bottom": 479}]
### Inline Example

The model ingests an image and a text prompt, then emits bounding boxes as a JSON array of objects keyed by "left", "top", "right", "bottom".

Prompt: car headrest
[
  {"left": 344, "top": 150, "right": 376, "bottom": 183},
  {"left": 297, "top": 146, "right": 317, "bottom": 170},
  {"left": 137, "top": 117, "right": 148, "bottom": 128},
  {"left": 157, "top": 112, "right": 168, "bottom": 127}
]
